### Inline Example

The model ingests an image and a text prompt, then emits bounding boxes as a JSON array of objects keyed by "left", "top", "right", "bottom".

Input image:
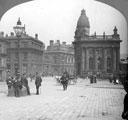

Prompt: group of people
[
  {"left": 89, "top": 74, "right": 97, "bottom": 84},
  {"left": 6, "top": 72, "right": 42, "bottom": 97}
]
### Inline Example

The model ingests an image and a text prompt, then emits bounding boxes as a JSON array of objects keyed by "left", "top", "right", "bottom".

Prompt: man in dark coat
[
  {"left": 35, "top": 72, "right": 42, "bottom": 95},
  {"left": 13, "top": 76, "right": 21, "bottom": 97},
  {"left": 21, "top": 74, "right": 30, "bottom": 95},
  {"left": 122, "top": 74, "right": 128, "bottom": 120},
  {"left": 60, "top": 72, "right": 69, "bottom": 91},
  {"left": 6, "top": 76, "right": 13, "bottom": 89}
]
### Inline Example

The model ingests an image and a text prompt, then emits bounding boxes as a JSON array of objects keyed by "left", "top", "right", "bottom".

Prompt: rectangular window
[
  {"left": 15, "top": 42, "right": 18, "bottom": 48},
  {"left": 15, "top": 52, "right": 18, "bottom": 59},
  {"left": 7, "top": 52, "right": 11, "bottom": 59},
  {"left": 22, "top": 64, "right": 27, "bottom": 74},
  {"left": 23, "top": 42, "right": 28, "bottom": 48},
  {"left": 23, "top": 52, "right": 28, "bottom": 60}
]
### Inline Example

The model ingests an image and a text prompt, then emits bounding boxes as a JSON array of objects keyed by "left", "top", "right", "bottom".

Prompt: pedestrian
[
  {"left": 122, "top": 74, "right": 128, "bottom": 120},
  {"left": 13, "top": 76, "right": 20, "bottom": 97},
  {"left": 60, "top": 72, "right": 69, "bottom": 91},
  {"left": 90, "top": 74, "right": 93, "bottom": 84},
  {"left": 113, "top": 74, "right": 117, "bottom": 84},
  {"left": 21, "top": 74, "right": 30, "bottom": 95},
  {"left": 6, "top": 76, "right": 13, "bottom": 89},
  {"left": 109, "top": 74, "right": 113, "bottom": 83},
  {"left": 93, "top": 74, "right": 97, "bottom": 83},
  {"left": 35, "top": 72, "right": 42, "bottom": 95}
]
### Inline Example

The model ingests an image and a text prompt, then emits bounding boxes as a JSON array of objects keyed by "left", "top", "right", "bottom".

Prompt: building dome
[{"left": 77, "top": 9, "right": 90, "bottom": 28}]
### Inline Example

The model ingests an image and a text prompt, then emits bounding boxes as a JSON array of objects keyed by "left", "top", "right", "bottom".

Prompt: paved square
[{"left": 0, "top": 77, "right": 125, "bottom": 120}]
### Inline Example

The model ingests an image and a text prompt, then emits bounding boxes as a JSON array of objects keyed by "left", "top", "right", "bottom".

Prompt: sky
[{"left": 0, "top": 0, "right": 127, "bottom": 54}]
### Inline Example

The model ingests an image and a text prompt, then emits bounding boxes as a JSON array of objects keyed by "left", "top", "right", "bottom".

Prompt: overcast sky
[{"left": 0, "top": 0, "right": 127, "bottom": 54}]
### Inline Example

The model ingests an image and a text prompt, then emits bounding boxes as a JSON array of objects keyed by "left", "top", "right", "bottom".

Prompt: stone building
[
  {"left": 0, "top": 32, "right": 7, "bottom": 81},
  {"left": 43, "top": 40, "right": 75, "bottom": 76},
  {"left": 73, "top": 9, "right": 122, "bottom": 78},
  {"left": 6, "top": 19, "right": 45, "bottom": 77}
]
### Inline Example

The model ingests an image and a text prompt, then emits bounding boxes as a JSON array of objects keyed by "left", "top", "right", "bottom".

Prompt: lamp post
[{"left": 13, "top": 18, "right": 24, "bottom": 79}]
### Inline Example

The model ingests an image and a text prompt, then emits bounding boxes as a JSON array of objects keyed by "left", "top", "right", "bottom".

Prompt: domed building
[{"left": 73, "top": 9, "right": 122, "bottom": 78}]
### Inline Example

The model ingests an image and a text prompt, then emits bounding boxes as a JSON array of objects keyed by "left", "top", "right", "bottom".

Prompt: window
[
  {"left": 22, "top": 64, "right": 27, "bottom": 74},
  {"left": 97, "top": 57, "right": 102, "bottom": 70},
  {"left": 53, "top": 56, "right": 57, "bottom": 64},
  {"left": 89, "top": 57, "right": 94, "bottom": 70},
  {"left": 89, "top": 49, "right": 93, "bottom": 54},
  {"left": 7, "top": 43, "right": 11, "bottom": 48},
  {"left": 15, "top": 52, "right": 18, "bottom": 59},
  {"left": 23, "top": 52, "right": 28, "bottom": 60},
  {"left": 107, "top": 49, "right": 111, "bottom": 54},
  {"left": 96, "top": 49, "right": 102, "bottom": 54},
  {"left": 7, "top": 52, "right": 11, "bottom": 59},
  {"left": 15, "top": 42, "right": 18, "bottom": 48},
  {"left": 7, "top": 64, "right": 11, "bottom": 70},
  {"left": 107, "top": 57, "right": 112, "bottom": 73},
  {"left": 23, "top": 42, "right": 28, "bottom": 48}
]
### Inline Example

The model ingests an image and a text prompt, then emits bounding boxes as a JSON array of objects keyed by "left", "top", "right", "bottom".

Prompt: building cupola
[
  {"left": 77, "top": 9, "right": 90, "bottom": 28},
  {"left": 75, "top": 9, "right": 90, "bottom": 39}
]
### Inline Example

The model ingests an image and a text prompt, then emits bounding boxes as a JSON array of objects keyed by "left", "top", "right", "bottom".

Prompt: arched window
[
  {"left": 107, "top": 57, "right": 112, "bottom": 73},
  {"left": 89, "top": 57, "right": 94, "bottom": 70},
  {"left": 97, "top": 57, "right": 102, "bottom": 70}
]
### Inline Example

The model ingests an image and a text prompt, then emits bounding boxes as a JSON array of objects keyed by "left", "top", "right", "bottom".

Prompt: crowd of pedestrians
[{"left": 6, "top": 72, "right": 42, "bottom": 97}]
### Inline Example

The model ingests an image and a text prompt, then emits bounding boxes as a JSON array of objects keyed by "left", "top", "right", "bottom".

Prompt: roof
[{"left": 77, "top": 9, "right": 90, "bottom": 28}]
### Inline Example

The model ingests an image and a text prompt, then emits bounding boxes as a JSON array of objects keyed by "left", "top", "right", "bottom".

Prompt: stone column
[
  {"left": 113, "top": 47, "right": 116, "bottom": 70},
  {"left": 86, "top": 48, "right": 89, "bottom": 70},
  {"left": 116, "top": 47, "right": 120, "bottom": 70},
  {"left": 81, "top": 47, "right": 85, "bottom": 71},
  {"left": 84, "top": 48, "right": 86, "bottom": 70},
  {"left": 102, "top": 48, "right": 105, "bottom": 70},
  {"left": 94, "top": 48, "right": 97, "bottom": 71}
]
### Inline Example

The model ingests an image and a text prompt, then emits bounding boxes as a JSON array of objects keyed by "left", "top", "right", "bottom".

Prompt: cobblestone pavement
[{"left": 0, "top": 77, "right": 126, "bottom": 120}]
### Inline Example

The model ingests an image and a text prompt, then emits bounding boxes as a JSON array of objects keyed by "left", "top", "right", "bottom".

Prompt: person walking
[
  {"left": 60, "top": 72, "right": 69, "bottom": 91},
  {"left": 35, "top": 72, "right": 42, "bottom": 95},
  {"left": 21, "top": 74, "right": 30, "bottom": 95}
]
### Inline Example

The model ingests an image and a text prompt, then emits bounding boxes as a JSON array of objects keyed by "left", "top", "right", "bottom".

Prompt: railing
[{"left": 89, "top": 35, "right": 118, "bottom": 40}]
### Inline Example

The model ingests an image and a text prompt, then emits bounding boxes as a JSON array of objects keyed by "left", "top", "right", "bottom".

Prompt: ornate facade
[
  {"left": 6, "top": 20, "right": 45, "bottom": 77},
  {"left": 43, "top": 40, "right": 75, "bottom": 76},
  {"left": 0, "top": 32, "right": 7, "bottom": 81},
  {"left": 73, "top": 9, "right": 122, "bottom": 78}
]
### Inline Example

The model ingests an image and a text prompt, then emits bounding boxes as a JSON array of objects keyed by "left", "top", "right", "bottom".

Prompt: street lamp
[{"left": 13, "top": 18, "right": 24, "bottom": 79}]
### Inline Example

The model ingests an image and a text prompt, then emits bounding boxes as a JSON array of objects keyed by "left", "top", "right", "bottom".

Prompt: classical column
[
  {"left": 102, "top": 48, "right": 105, "bottom": 70},
  {"left": 86, "top": 48, "right": 89, "bottom": 70},
  {"left": 113, "top": 47, "right": 116, "bottom": 70},
  {"left": 116, "top": 47, "right": 120, "bottom": 70},
  {"left": 81, "top": 47, "right": 85, "bottom": 71},
  {"left": 84, "top": 48, "right": 87, "bottom": 70},
  {"left": 94, "top": 48, "right": 96, "bottom": 71}
]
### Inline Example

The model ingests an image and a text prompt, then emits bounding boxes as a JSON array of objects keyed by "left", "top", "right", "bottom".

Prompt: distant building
[
  {"left": 43, "top": 40, "right": 75, "bottom": 76},
  {"left": 73, "top": 9, "right": 122, "bottom": 78},
  {"left": 6, "top": 20, "right": 45, "bottom": 77},
  {"left": 120, "top": 56, "right": 128, "bottom": 77},
  {"left": 0, "top": 32, "right": 7, "bottom": 81}
]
